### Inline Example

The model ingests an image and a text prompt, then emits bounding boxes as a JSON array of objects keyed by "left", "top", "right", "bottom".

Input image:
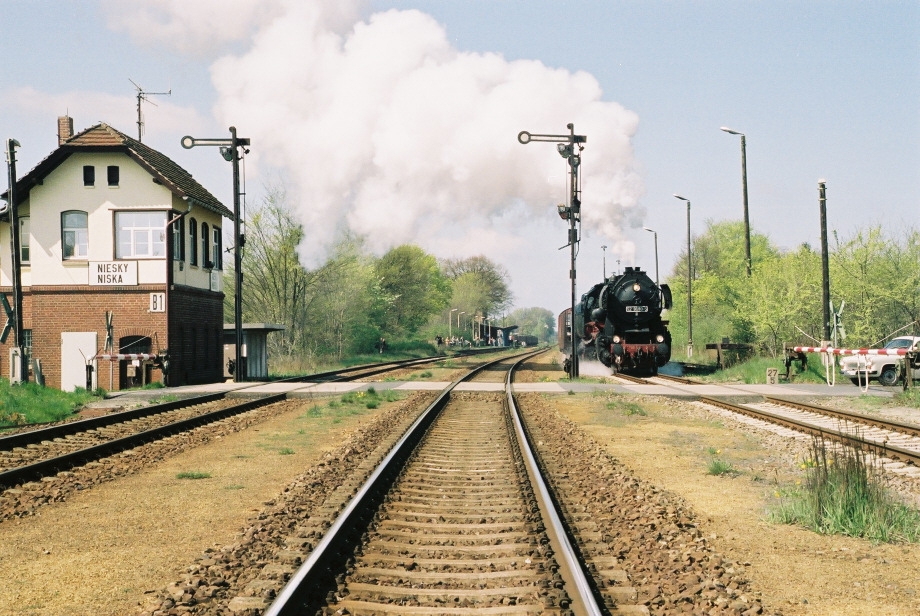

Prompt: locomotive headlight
[
  {"left": 612, "top": 335, "right": 621, "bottom": 344},
  {"left": 656, "top": 334, "right": 665, "bottom": 343},
  {"left": 633, "top": 283, "right": 641, "bottom": 292}
]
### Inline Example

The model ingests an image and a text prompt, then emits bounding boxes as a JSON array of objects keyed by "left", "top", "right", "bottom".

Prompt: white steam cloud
[{"left": 107, "top": 0, "right": 645, "bottom": 307}]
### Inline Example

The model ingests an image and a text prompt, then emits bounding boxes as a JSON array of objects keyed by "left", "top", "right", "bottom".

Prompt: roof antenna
[{"left": 130, "top": 78, "right": 171, "bottom": 142}]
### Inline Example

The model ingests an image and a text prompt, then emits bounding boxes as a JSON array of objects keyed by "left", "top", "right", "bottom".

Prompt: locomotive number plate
[{"left": 625, "top": 306, "right": 648, "bottom": 312}]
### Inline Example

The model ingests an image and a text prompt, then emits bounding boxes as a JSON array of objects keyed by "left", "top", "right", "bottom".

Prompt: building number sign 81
[{"left": 150, "top": 292, "right": 166, "bottom": 312}]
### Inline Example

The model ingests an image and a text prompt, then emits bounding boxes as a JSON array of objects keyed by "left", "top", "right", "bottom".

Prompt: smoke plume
[{"left": 106, "top": 0, "right": 645, "bottom": 306}]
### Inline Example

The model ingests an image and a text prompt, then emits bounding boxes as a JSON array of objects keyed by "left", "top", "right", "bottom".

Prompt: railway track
[
  {"left": 0, "top": 395, "right": 235, "bottom": 476},
  {"left": 0, "top": 351, "right": 514, "bottom": 495},
  {"left": 698, "top": 395, "right": 920, "bottom": 471},
  {"left": 261, "top": 350, "right": 612, "bottom": 615},
  {"left": 602, "top": 372, "right": 919, "bottom": 476}
]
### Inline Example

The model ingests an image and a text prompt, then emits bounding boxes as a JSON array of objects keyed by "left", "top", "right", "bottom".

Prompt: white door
[{"left": 61, "top": 332, "right": 97, "bottom": 392}]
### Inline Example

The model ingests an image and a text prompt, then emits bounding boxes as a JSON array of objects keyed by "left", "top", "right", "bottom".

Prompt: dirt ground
[
  {"left": 540, "top": 390, "right": 920, "bottom": 615},
  {"left": 0, "top": 394, "right": 393, "bottom": 616}
]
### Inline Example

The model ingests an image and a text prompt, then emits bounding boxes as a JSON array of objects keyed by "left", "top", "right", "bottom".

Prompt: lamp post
[
  {"left": 181, "top": 127, "right": 250, "bottom": 382},
  {"left": 720, "top": 127, "right": 751, "bottom": 277},
  {"left": 673, "top": 194, "right": 693, "bottom": 359},
  {"left": 458, "top": 311, "right": 465, "bottom": 335},
  {"left": 601, "top": 245, "right": 607, "bottom": 279},
  {"left": 518, "top": 123, "right": 586, "bottom": 378},
  {"left": 642, "top": 227, "right": 659, "bottom": 286},
  {"left": 449, "top": 308, "right": 457, "bottom": 339}
]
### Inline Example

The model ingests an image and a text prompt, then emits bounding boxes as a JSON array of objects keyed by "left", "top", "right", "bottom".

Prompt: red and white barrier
[
  {"left": 792, "top": 346, "right": 908, "bottom": 356},
  {"left": 95, "top": 353, "right": 159, "bottom": 360}
]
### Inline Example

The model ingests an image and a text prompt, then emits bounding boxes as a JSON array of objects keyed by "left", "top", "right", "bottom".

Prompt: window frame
[
  {"left": 61, "top": 210, "right": 89, "bottom": 260},
  {"left": 201, "top": 222, "right": 210, "bottom": 268},
  {"left": 19, "top": 216, "right": 29, "bottom": 264},
  {"left": 114, "top": 210, "right": 167, "bottom": 259},
  {"left": 188, "top": 217, "right": 198, "bottom": 266},
  {"left": 172, "top": 215, "right": 186, "bottom": 261},
  {"left": 212, "top": 226, "right": 222, "bottom": 270}
]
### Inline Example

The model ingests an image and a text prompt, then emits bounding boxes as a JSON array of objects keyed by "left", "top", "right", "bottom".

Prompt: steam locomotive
[{"left": 558, "top": 266, "right": 672, "bottom": 375}]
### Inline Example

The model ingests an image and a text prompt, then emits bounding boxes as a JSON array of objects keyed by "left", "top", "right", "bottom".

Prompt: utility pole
[
  {"left": 819, "top": 180, "right": 831, "bottom": 342},
  {"left": 5, "top": 138, "right": 27, "bottom": 382}
]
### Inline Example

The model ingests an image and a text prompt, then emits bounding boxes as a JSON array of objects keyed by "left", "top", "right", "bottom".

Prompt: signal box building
[{"left": 0, "top": 116, "right": 231, "bottom": 390}]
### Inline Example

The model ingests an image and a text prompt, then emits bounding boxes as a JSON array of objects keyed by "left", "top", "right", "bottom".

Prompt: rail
[{"left": 263, "top": 348, "right": 604, "bottom": 615}]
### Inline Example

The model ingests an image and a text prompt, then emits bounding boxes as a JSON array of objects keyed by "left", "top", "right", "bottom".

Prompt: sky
[{"left": 1, "top": 0, "right": 917, "bottom": 317}]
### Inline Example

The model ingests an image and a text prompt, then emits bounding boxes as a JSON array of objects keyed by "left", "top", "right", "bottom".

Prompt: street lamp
[
  {"left": 449, "top": 308, "right": 457, "bottom": 339},
  {"left": 720, "top": 126, "right": 751, "bottom": 277},
  {"left": 673, "top": 194, "right": 693, "bottom": 359},
  {"left": 642, "top": 227, "right": 659, "bottom": 286},
  {"left": 458, "top": 311, "right": 465, "bottom": 333},
  {"left": 181, "top": 127, "right": 250, "bottom": 382},
  {"left": 601, "top": 245, "right": 607, "bottom": 279},
  {"left": 518, "top": 123, "right": 587, "bottom": 378}
]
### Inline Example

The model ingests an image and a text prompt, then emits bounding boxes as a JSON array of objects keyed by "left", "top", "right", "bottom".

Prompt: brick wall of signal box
[
  {"left": 167, "top": 286, "right": 225, "bottom": 386},
  {"left": 0, "top": 285, "right": 226, "bottom": 389},
  {"left": 0, "top": 285, "right": 168, "bottom": 390}
]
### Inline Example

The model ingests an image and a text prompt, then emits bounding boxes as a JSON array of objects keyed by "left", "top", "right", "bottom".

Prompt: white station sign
[{"left": 90, "top": 261, "right": 137, "bottom": 286}]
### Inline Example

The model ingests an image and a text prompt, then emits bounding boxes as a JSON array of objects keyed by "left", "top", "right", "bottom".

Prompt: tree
[
  {"left": 666, "top": 220, "right": 777, "bottom": 352},
  {"left": 375, "top": 245, "right": 452, "bottom": 335},
  {"left": 739, "top": 245, "right": 824, "bottom": 356},
  {"left": 224, "top": 183, "right": 313, "bottom": 361},
  {"left": 831, "top": 226, "right": 920, "bottom": 345},
  {"left": 441, "top": 255, "right": 513, "bottom": 318},
  {"left": 506, "top": 307, "right": 556, "bottom": 342},
  {"left": 306, "top": 236, "right": 390, "bottom": 358}
]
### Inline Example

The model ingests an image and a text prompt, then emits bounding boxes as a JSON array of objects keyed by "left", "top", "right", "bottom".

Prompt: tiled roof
[{"left": 2, "top": 123, "right": 231, "bottom": 219}]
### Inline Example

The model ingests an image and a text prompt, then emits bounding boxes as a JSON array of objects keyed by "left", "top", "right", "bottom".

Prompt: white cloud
[{"left": 104, "top": 0, "right": 645, "bottom": 309}]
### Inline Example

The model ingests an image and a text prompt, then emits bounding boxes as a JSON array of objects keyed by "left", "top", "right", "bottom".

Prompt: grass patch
[
  {"left": 605, "top": 399, "right": 647, "bottom": 416},
  {"left": 894, "top": 387, "right": 920, "bottom": 408},
  {"left": 705, "top": 446, "right": 736, "bottom": 475},
  {"left": 701, "top": 355, "right": 826, "bottom": 384},
  {"left": 340, "top": 388, "right": 401, "bottom": 406},
  {"left": 176, "top": 471, "right": 211, "bottom": 480},
  {"left": 148, "top": 394, "right": 179, "bottom": 405},
  {"left": 769, "top": 436, "right": 920, "bottom": 543},
  {"left": 0, "top": 380, "right": 104, "bottom": 429},
  {"left": 278, "top": 447, "right": 295, "bottom": 455},
  {"left": 707, "top": 457, "right": 736, "bottom": 475}
]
